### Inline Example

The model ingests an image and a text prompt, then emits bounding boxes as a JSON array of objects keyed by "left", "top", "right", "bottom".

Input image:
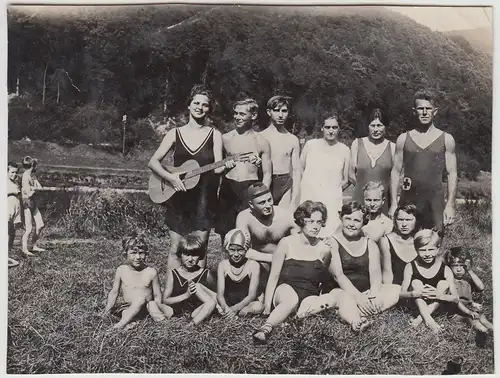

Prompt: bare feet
[
  {"left": 8, "top": 258, "right": 19, "bottom": 268},
  {"left": 409, "top": 316, "right": 423, "bottom": 327},
  {"left": 425, "top": 320, "right": 444, "bottom": 334},
  {"left": 32, "top": 245, "right": 47, "bottom": 252},
  {"left": 352, "top": 317, "right": 373, "bottom": 332},
  {"left": 22, "top": 250, "right": 35, "bottom": 257}
]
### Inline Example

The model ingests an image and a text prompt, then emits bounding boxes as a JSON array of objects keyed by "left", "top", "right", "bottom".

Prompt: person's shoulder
[
  {"left": 116, "top": 264, "right": 129, "bottom": 275},
  {"left": 212, "top": 127, "right": 223, "bottom": 137},
  {"left": 218, "top": 259, "right": 230, "bottom": 270},
  {"left": 222, "top": 130, "right": 234, "bottom": 139},
  {"left": 254, "top": 132, "right": 270, "bottom": 146},
  {"left": 237, "top": 208, "right": 251, "bottom": 220},
  {"left": 259, "top": 126, "right": 271, "bottom": 136},
  {"left": 247, "top": 259, "right": 260, "bottom": 270},
  {"left": 274, "top": 205, "right": 294, "bottom": 219},
  {"left": 339, "top": 142, "right": 350, "bottom": 151},
  {"left": 145, "top": 266, "right": 158, "bottom": 275}
]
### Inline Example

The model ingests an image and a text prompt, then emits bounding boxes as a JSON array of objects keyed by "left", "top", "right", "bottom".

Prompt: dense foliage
[{"left": 8, "top": 5, "right": 492, "bottom": 175}]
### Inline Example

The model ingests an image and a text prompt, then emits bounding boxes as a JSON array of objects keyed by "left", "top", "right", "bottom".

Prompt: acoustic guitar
[{"left": 148, "top": 152, "right": 254, "bottom": 204}]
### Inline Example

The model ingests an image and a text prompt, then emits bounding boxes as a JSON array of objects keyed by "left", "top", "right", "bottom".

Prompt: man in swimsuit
[
  {"left": 236, "top": 182, "right": 299, "bottom": 272},
  {"left": 389, "top": 89, "right": 457, "bottom": 233},
  {"left": 260, "top": 96, "right": 301, "bottom": 211},
  {"left": 216, "top": 98, "right": 272, "bottom": 241}
]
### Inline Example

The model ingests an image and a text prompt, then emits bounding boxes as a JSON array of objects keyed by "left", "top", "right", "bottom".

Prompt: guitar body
[{"left": 148, "top": 160, "right": 201, "bottom": 204}]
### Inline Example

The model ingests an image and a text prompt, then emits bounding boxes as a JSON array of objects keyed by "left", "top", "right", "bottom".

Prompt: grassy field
[{"left": 7, "top": 199, "right": 494, "bottom": 374}]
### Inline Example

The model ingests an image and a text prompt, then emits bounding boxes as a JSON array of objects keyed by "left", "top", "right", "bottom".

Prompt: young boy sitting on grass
[
  {"left": 361, "top": 181, "right": 393, "bottom": 242},
  {"left": 104, "top": 232, "right": 170, "bottom": 330}
]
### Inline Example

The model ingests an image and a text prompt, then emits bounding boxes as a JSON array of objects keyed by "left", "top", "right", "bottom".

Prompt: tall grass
[
  {"left": 8, "top": 202, "right": 494, "bottom": 374},
  {"left": 53, "top": 191, "right": 169, "bottom": 239}
]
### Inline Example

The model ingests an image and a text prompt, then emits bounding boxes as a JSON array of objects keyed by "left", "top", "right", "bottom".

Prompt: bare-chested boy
[
  {"left": 389, "top": 90, "right": 457, "bottom": 233},
  {"left": 104, "top": 232, "right": 171, "bottom": 330},
  {"left": 260, "top": 96, "right": 301, "bottom": 210},
  {"left": 236, "top": 182, "right": 299, "bottom": 272},
  {"left": 216, "top": 98, "right": 272, "bottom": 240}
]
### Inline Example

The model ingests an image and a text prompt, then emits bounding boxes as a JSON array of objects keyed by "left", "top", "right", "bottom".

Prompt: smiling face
[
  {"left": 341, "top": 210, "right": 364, "bottom": 238},
  {"left": 395, "top": 210, "right": 417, "bottom": 236},
  {"left": 8, "top": 166, "right": 18, "bottom": 181},
  {"left": 322, "top": 118, "right": 340, "bottom": 142},
  {"left": 249, "top": 192, "right": 274, "bottom": 217},
  {"left": 267, "top": 104, "right": 289, "bottom": 126},
  {"left": 368, "top": 117, "right": 386, "bottom": 141},
  {"left": 233, "top": 104, "right": 256, "bottom": 130},
  {"left": 126, "top": 247, "right": 147, "bottom": 269},
  {"left": 416, "top": 242, "right": 439, "bottom": 265},
  {"left": 413, "top": 99, "right": 437, "bottom": 126},
  {"left": 227, "top": 244, "right": 247, "bottom": 264},
  {"left": 188, "top": 94, "right": 211, "bottom": 120},
  {"left": 302, "top": 211, "right": 324, "bottom": 238}
]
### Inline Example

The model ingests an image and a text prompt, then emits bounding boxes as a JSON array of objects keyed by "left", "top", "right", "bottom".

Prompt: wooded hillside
[{"left": 8, "top": 5, "right": 492, "bottom": 177}]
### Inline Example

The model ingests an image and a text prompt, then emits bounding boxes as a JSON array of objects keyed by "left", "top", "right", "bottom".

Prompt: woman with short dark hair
[
  {"left": 252, "top": 200, "right": 334, "bottom": 344},
  {"left": 327, "top": 201, "right": 400, "bottom": 331}
]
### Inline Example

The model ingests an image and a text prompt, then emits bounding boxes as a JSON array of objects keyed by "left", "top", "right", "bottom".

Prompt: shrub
[
  {"left": 67, "top": 104, "right": 120, "bottom": 145},
  {"left": 55, "top": 191, "right": 169, "bottom": 238}
]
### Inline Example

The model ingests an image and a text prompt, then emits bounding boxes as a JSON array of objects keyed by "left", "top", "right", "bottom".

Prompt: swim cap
[
  {"left": 223, "top": 229, "right": 251, "bottom": 251},
  {"left": 247, "top": 182, "right": 270, "bottom": 201}
]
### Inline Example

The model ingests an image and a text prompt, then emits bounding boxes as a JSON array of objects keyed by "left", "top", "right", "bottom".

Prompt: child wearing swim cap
[{"left": 216, "top": 228, "right": 264, "bottom": 318}]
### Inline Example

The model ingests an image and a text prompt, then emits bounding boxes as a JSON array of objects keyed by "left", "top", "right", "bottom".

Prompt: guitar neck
[{"left": 184, "top": 156, "right": 238, "bottom": 179}]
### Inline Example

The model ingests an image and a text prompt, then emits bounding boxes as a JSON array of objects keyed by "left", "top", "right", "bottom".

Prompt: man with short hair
[
  {"left": 260, "top": 96, "right": 301, "bottom": 211},
  {"left": 236, "top": 182, "right": 298, "bottom": 270},
  {"left": 216, "top": 98, "right": 272, "bottom": 241},
  {"left": 389, "top": 90, "right": 457, "bottom": 233}
]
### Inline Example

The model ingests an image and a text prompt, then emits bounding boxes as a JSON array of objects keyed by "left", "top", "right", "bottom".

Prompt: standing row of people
[{"left": 148, "top": 85, "right": 458, "bottom": 267}]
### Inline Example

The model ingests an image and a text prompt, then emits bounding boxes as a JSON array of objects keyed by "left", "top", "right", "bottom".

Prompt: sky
[{"left": 386, "top": 6, "right": 492, "bottom": 32}]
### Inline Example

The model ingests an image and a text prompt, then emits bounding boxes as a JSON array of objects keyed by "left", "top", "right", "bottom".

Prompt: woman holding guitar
[{"left": 148, "top": 85, "right": 231, "bottom": 270}]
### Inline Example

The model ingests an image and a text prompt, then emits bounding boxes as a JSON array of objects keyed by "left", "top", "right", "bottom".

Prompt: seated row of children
[{"left": 104, "top": 195, "right": 492, "bottom": 342}]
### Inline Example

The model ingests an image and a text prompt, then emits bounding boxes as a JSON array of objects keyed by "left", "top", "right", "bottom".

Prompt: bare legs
[
  {"left": 410, "top": 280, "right": 448, "bottom": 333},
  {"left": 8, "top": 222, "right": 19, "bottom": 267},
  {"left": 22, "top": 207, "right": 45, "bottom": 256}
]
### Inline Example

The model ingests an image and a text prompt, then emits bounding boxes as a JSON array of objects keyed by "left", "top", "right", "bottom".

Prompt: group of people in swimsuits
[
  {"left": 7, "top": 156, "right": 46, "bottom": 267},
  {"left": 101, "top": 84, "right": 491, "bottom": 344}
]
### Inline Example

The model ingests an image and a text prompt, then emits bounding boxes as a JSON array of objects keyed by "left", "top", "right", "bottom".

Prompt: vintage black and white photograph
[{"left": 5, "top": 1, "right": 494, "bottom": 375}]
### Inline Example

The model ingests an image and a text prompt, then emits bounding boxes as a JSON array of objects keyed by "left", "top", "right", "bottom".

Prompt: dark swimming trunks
[
  {"left": 410, "top": 261, "right": 446, "bottom": 289},
  {"left": 400, "top": 132, "right": 446, "bottom": 232},
  {"left": 216, "top": 177, "right": 258, "bottom": 236},
  {"left": 278, "top": 258, "right": 326, "bottom": 303},
  {"left": 271, "top": 173, "right": 293, "bottom": 204}
]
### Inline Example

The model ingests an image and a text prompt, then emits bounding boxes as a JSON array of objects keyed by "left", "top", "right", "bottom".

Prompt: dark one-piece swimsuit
[
  {"left": 410, "top": 261, "right": 446, "bottom": 289},
  {"left": 170, "top": 268, "right": 210, "bottom": 315},
  {"left": 224, "top": 273, "right": 252, "bottom": 307},
  {"left": 278, "top": 259, "right": 327, "bottom": 304}
]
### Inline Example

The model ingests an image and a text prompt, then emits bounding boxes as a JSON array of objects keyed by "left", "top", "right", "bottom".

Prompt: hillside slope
[{"left": 8, "top": 5, "right": 492, "bottom": 172}]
